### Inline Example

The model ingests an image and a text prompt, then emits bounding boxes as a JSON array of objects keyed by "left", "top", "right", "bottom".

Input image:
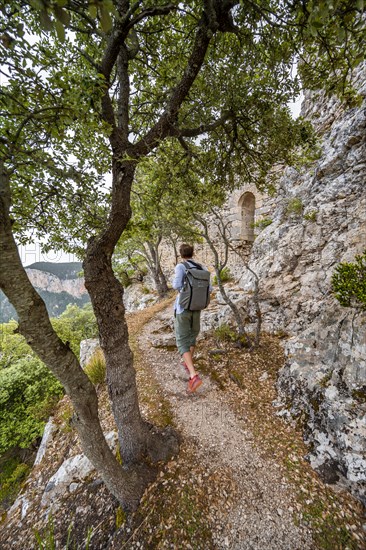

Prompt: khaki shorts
[{"left": 174, "top": 310, "right": 201, "bottom": 355}]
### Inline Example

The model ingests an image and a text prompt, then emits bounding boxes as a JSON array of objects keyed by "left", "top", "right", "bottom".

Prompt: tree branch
[
  {"left": 127, "top": 4, "right": 177, "bottom": 30},
  {"left": 172, "top": 110, "right": 233, "bottom": 138},
  {"left": 117, "top": 45, "right": 130, "bottom": 143}
]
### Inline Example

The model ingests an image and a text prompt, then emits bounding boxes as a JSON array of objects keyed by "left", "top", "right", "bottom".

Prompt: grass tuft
[{"left": 84, "top": 349, "right": 106, "bottom": 385}]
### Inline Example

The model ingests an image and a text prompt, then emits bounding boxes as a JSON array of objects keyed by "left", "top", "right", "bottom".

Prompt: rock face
[
  {"left": 235, "top": 70, "right": 366, "bottom": 503},
  {"left": 0, "top": 262, "right": 90, "bottom": 322},
  {"left": 123, "top": 283, "right": 158, "bottom": 312},
  {"left": 26, "top": 268, "right": 86, "bottom": 298},
  {"left": 41, "top": 431, "right": 117, "bottom": 511},
  {"left": 79, "top": 338, "right": 100, "bottom": 368}
]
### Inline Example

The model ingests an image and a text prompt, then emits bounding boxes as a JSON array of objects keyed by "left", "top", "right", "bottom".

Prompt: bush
[
  {"left": 251, "top": 217, "right": 273, "bottom": 230},
  {"left": 214, "top": 323, "right": 237, "bottom": 342},
  {"left": 0, "top": 458, "right": 30, "bottom": 509},
  {"left": 51, "top": 304, "right": 98, "bottom": 358},
  {"left": 213, "top": 267, "right": 232, "bottom": 285},
  {"left": 331, "top": 251, "right": 366, "bottom": 310},
  {"left": 0, "top": 320, "right": 34, "bottom": 368},
  {"left": 286, "top": 197, "right": 303, "bottom": 216},
  {"left": 84, "top": 349, "right": 106, "bottom": 385},
  {"left": 0, "top": 357, "right": 63, "bottom": 454},
  {"left": 118, "top": 270, "right": 133, "bottom": 288},
  {"left": 304, "top": 210, "right": 317, "bottom": 222},
  {"left": 0, "top": 304, "right": 97, "bottom": 456}
]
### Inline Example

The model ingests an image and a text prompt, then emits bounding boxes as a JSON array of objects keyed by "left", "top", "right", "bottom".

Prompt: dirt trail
[
  {"left": 1, "top": 300, "right": 364, "bottom": 549},
  {"left": 138, "top": 307, "right": 315, "bottom": 550}
]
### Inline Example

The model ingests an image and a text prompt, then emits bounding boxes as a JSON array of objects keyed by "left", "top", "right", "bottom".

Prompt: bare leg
[{"left": 182, "top": 350, "right": 197, "bottom": 379}]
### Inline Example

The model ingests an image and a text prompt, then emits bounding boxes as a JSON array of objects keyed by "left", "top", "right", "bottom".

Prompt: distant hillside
[
  {"left": 25, "top": 262, "right": 83, "bottom": 280},
  {"left": 0, "top": 262, "right": 89, "bottom": 323}
]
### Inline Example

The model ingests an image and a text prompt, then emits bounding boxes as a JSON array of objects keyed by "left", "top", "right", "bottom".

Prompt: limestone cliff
[
  {"left": 236, "top": 68, "right": 366, "bottom": 503},
  {"left": 0, "top": 262, "right": 90, "bottom": 322}
]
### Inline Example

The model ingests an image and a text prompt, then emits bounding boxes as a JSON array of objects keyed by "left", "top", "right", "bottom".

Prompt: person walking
[{"left": 172, "top": 243, "right": 210, "bottom": 392}]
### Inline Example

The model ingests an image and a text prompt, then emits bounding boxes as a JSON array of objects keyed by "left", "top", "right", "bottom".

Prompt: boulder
[{"left": 41, "top": 431, "right": 117, "bottom": 510}]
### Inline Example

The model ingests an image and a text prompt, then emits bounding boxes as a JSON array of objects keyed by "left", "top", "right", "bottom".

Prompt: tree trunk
[
  {"left": 83, "top": 162, "right": 179, "bottom": 466},
  {"left": 215, "top": 268, "right": 252, "bottom": 348},
  {"left": 158, "top": 266, "right": 169, "bottom": 295},
  {"left": 147, "top": 240, "right": 168, "bottom": 298},
  {"left": 0, "top": 164, "right": 154, "bottom": 512}
]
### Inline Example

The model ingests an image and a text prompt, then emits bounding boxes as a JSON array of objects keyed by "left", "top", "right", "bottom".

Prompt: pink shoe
[{"left": 188, "top": 374, "right": 202, "bottom": 393}]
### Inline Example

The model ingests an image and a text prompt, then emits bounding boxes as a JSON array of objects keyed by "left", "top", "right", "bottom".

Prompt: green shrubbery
[
  {"left": 331, "top": 251, "right": 366, "bottom": 310},
  {"left": 0, "top": 457, "right": 30, "bottom": 510},
  {"left": 51, "top": 303, "right": 98, "bottom": 358},
  {"left": 212, "top": 267, "right": 232, "bottom": 285},
  {"left": 214, "top": 323, "right": 237, "bottom": 342},
  {"left": 0, "top": 356, "right": 63, "bottom": 454},
  {"left": 0, "top": 304, "right": 99, "bottom": 509},
  {"left": 286, "top": 197, "right": 303, "bottom": 216},
  {"left": 251, "top": 217, "right": 273, "bottom": 230},
  {"left": 0, "top": 304, "right": 99, "bottom": 456},
  {"left": 304, "top": 210, "right": 317, "bottom": 222}
]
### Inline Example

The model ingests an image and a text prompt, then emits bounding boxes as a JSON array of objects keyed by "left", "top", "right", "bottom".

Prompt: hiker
[{"left": 172, "top": 243, "right": 210, "bottom": 392}]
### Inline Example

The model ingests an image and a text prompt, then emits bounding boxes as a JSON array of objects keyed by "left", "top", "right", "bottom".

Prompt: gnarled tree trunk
[
  {"left": 83, "top": 161, "right": 179, "bottom": 466},
  {"left": 0, "top": 163, "right": 156, "bottom": 512}
]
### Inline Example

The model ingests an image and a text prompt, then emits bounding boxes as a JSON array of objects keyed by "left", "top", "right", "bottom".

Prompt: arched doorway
[{"left": 238, "top": 192, "right": 255, "bottom": 241}]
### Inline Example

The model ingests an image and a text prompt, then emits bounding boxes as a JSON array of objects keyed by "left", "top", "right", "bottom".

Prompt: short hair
[{"left": 179, "top": 243, "right": 194, "bottom": 258}]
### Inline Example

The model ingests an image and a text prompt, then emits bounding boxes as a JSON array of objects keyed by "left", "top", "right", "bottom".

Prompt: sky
[{"left": 19, "top": 243, "right": 79, "bottom": 266}]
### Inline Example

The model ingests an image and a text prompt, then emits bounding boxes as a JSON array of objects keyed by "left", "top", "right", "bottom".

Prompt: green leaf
[
  {"left": 55, "top": 20, "right": 65, "bottom": 42},
  {"left": 100, "top": 5, "right": 113, "bottom": 33},
  {"left": 88, "top": 3, "right": 98, "bottom": 19},
  {"left": 39, "top": 10, "right": 53, "bottom": 32},
  {"left": 337, "top": 27, "right": 346, "bottom": 43},
  {"left": 29, "top": 0, "right": 45, "bottom": 9},
  {"left": 309, "top": 24, "right": 318, "bottom": 37},
  {"left": 54, "top": 6, "right": 71, "bottom": 26},
  {"left": 356, "top": 0, "right": 364, "bottom": 10}
]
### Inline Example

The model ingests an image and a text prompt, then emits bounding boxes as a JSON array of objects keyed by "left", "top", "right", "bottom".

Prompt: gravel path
[{"left": 138, "top": 308, "right": 315, "bottom": 550}]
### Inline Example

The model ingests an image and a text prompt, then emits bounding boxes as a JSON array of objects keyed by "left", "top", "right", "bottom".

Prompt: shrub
[
  {"left": 84, "top": 349, "right": 106, "bottom": 385},
  {"left": 51, "top": 304, "right": 98, "bottom": 358},
  {"left": 304, "top": 210, "right": 317, "bottom": 222},
  {"left": 251, "top": 217, "right": 273, "bottom": 230},
  {"left": 214, "top": 323, "right": 236, "bottom": 342},
  {"left": 0, "top": 304, "right": 100, "bottom": 457},
  {"left": 0, "top": 357, "right": 63, "bottom": 454},
  {"left": 0, "top": 320, "right": 35, "bottom": 368},
  {"left": 331, "top": 251, "right": 366, "bottom": 310},
  {"left": 0, "top": 458, "right": 30, "bottom": 510},
  {"left": 118, "top": 270, "right": 133, "bottom": 288},
  {"left": 286, "top": 197, "right": 303, "bottom": 216},
  {"left": 212, "top": 267, "right": 232, "bottom": 285}
]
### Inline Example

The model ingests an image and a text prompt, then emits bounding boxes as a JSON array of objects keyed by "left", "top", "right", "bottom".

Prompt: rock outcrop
[
  {"left": 235, "top": 70, "right": 366, "bottom": 503},
  {"left": 0, "top": 262, "right": 90, "bottom": 322}
]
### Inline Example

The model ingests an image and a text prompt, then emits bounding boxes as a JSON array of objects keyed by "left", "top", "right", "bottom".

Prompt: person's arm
[{"left": 172, "top": 263, "right": 185, "bottom": 290}]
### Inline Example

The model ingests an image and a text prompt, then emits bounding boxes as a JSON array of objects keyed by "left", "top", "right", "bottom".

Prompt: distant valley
[{"left": 0, "top": 262, "right": 90, "bottom": 323}]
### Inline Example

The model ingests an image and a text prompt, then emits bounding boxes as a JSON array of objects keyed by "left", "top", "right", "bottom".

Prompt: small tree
[{"left": 195, "top": 208, "right": 262, "bottom": 348}]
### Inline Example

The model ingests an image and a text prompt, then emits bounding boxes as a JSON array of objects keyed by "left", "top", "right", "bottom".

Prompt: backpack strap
[{"left": 182, "top": 260, "right": 203, "bottom": 270}]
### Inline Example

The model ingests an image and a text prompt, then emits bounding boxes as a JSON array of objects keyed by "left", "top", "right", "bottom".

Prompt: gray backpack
[{"left": 178, "top": 261, "right": 211, "bottom": 311}]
